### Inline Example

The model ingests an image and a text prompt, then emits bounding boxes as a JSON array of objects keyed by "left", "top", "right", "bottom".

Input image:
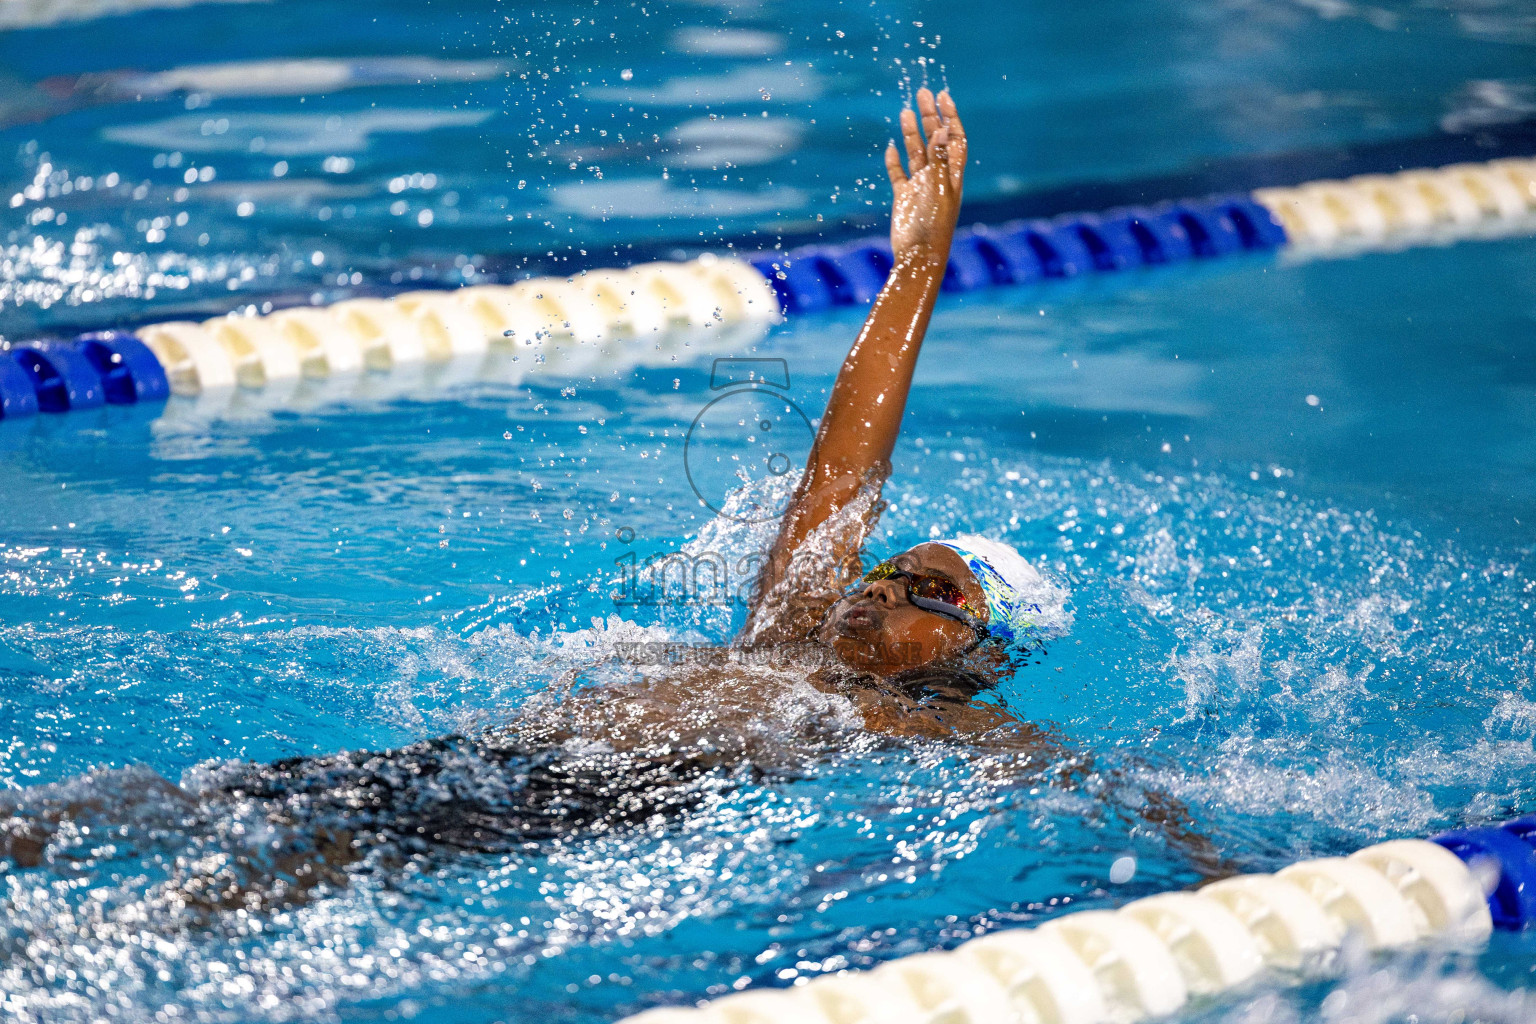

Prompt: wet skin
[{"left": 816, "top": 543, "right": 988, "bottom": 676}]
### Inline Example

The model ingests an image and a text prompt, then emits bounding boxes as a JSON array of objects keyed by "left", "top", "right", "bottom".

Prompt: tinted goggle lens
[
  {"left": 907, "top": 573, "right": 969, "bottom": 608},
  {"left": 856, "top": 562, "right": 973, "bottom": 611}
]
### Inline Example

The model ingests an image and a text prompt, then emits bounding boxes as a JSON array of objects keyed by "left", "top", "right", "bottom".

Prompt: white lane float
[{"left": 613, "top": 839, "right": 1491, "bottom": 1024}]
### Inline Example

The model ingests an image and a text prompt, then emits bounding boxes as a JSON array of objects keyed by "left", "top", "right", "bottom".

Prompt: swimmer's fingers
[
  {"left": 916, "top": 87, "right": 942, "bottom": 146},
  {"left": 900, "top": 107, "right": 926, "bottom": 173},
  {"left": 927, "top": 127, "right": 952, "bottom": 194},
  {"left": 884, "top": 141, "right": 907, "bottom": 190},
  {"left": 937, "top": 89, "right": 964, "bottom": 142},
  {"left": 938, "top": 89, "right": 967, "bottom": 192}
]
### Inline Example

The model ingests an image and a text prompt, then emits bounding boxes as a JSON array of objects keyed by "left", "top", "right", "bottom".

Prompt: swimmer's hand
[{"left": 885, "top": 88, "right": 967, "bottom": 264}]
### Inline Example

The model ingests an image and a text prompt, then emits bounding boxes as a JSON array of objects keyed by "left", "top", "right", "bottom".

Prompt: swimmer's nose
[{"left": 866, "top": 578, "right": 905, "bottom": 607}]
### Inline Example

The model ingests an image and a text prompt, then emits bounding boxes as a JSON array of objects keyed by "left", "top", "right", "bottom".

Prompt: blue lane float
[
  {"left": 0, "top": 332, "right": 170, "bottom": 419},
  {"left": 12, "top": 342, "right": 107, "bottom": 412},
  {"left": 1433, "top": 816, "right": 1536, "bottom": 931},
  {"left": 0, "top": 350, "right": 40, "bottom": 419},
  {"left": 746, "top": 191, "right": 1290, "bottom": 316},
  {"left": 75, "top": 332, "right": 171, "bottom": 405}
]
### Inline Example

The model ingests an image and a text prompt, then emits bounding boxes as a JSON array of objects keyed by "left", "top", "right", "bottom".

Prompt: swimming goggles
[{"left": 847, "top": 561, "right": 988, "bottom": 634}]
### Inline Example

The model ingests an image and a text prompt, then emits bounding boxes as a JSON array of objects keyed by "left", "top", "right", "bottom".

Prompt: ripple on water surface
[{"left": 1, "top": 441, "right": 1534, "bottom": 1021}]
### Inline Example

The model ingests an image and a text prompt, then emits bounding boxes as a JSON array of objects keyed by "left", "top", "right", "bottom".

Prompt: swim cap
[{"left": 935, "top": 535, "right": 1049, "bottom": 642}]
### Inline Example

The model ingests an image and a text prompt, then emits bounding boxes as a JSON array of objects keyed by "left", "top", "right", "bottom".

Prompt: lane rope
[
  {"left": 1, "top": 157, "right": 1533, "bottom": 422},
  {"left": 615, "top": 817, "right": 1536, "bottom": 1024}
]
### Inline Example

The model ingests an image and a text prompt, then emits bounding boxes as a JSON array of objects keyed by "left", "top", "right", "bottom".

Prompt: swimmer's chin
[{"left": 819, "top": 630, "right": 899, "bottom": 675}]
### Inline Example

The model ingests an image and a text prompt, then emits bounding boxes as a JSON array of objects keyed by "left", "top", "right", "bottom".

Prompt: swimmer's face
[{"left": 817, "top": 543, "right": 987, "bottom": 676}]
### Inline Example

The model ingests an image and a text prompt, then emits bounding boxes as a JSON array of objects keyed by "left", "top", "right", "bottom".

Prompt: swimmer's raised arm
[{"left": 744, "top": 88, "right": 967, "bottom": 635}]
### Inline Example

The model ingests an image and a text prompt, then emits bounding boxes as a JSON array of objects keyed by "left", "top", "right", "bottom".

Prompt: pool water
[{"left": 3, "top": 2, "right": 1536, "bottom": 1023}]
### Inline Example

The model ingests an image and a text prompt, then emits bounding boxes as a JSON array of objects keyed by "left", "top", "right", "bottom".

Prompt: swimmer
[{"left": 0, "top": 90, "right": 1221, "bottom": 912}]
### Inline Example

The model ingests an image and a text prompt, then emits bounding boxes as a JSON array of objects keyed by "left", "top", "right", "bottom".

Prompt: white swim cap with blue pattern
[{"left": 936, "top": 535, "right": 1061, "bottom": 642}]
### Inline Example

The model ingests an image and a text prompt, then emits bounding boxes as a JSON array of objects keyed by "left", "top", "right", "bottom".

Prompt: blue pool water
[{"left": 4, "top": 2, "right": 1536, "bottom": 1022}]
